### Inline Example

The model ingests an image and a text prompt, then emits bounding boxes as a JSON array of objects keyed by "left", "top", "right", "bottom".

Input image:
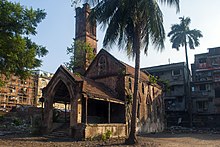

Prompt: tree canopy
[
  {"left": 0, "top": 0, "right": 48, "bottom": 79},
  {"left": 168, "top": 17, "right": 203, "bottom": 51}
]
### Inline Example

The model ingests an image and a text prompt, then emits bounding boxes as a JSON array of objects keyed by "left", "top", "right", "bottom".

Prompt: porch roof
[{"left": 82, "top": 77, "right": 124, "bottom": 104}]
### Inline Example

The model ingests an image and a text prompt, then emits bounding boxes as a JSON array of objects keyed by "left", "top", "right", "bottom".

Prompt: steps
[{"left": 44, "top": 123, "right": 70, "bottom": 138}]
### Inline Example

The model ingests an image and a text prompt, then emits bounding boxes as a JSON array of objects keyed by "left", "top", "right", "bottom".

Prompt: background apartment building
[
  {"left": 0, "top": 70, "right": 53, "bottom": 111},
  {"left": 191, "top": 47, "right": 220, "bottom": 127},
  {"left": 142, "top": 62, "right": 189, "bottom": 126}
]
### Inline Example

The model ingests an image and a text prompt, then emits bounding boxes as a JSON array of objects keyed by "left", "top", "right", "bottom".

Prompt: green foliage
[
  {"left": 126, "top": 94, "right": 133, "bottom": 105},
  {"left": 0, "top": 0, "right": 48, "bottom": 79},
  {"left": 101, "top": 130, "right": 112, "bottom": 141},
  {"left": 89, "top": 130, "right": 112, "bottom": 141},
  {"left": 158, "top": 79, "right": 170, "bottom": 92},
  {"left": 65, "top": 40, "right": 95, "bottom": 72},
  {"left": 149, "top": 75, "right": 158, "bottom": 84},
  {"left": 149, "top": 75, "right": 170, "bottom": 91},
  {"left": 0, "top": 115, "right": 4, "bottom": 121},
  {"left": 168, "top": 17, "right": 203, "bottom": 51},
  {"left": 13, "top": 118, "right": 22, "bottom": 126}
]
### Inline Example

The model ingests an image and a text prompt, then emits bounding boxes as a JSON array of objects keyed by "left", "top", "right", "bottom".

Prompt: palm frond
[{"left": 158, "top": 0, "right": 180, "bottom": 12}]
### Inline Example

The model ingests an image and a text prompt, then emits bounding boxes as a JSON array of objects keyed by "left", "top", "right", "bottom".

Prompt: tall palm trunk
[
  {"left": 184, "top": 40, "right": 192, "bottom": 127},
  {"left": 126, "top": 23, "right": 141, "bottom": 145}
]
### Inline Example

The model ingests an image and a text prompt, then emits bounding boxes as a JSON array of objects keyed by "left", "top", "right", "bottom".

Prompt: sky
[{"left": 10, "top": 0, "right": 220, "bottom": 73}]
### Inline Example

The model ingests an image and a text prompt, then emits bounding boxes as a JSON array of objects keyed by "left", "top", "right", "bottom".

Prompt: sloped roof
[
  {"left": 59, "top": 65, "right": 83, "bottom": 81},
  {"left": 121, "top": 62, "right": 149, "bottom": 82},
  {"left": 82, "top": 77, "right": 124, "bottom": 104},
  {"left": 86, "top": 49, "right": 150, "bottom": 82}
]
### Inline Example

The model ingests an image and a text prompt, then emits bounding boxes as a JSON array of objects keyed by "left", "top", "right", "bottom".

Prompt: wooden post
[
  {"left": 64, "top": 102, "right": 67, "bottom": 123},
  {"left": 108, "top": 102, "right": 111, "bottom": 123}
]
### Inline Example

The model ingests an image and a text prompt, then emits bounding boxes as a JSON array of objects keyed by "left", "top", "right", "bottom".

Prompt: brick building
[
  {"left": 0, "top": 70, "right": 53, "bottom": 111},
  {"left": 191, "top": 47, "right": 220, "bottom": 127},
  {"left": 42, "top": 3, "right": 164, "bottom": 139},
  {"left": 0, "top": 74, "right": 36, "bottom": 111}
]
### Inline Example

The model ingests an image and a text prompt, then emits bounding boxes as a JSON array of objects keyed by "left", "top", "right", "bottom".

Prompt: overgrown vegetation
[
  {"left": 65, "top": 40, "right": 95, "bottom": 72},
  {"left": 149, "top": 75, "right": 170, "bottom": 92},
  {"left": 88, "top": 130, "right": 113, "bottom": 141}
]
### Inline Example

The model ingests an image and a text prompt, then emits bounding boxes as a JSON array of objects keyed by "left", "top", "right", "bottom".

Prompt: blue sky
[{"left": 11, "top": 0, "right": 220, "bottom": 73}]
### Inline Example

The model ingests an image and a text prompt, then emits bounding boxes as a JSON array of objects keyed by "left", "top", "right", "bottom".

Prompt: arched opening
[
  {"left": 53, "top": 80, "right": 71, "bottom": 124},
  {"left": 45, "top": 79, "right": 74, "bottom": 135}
]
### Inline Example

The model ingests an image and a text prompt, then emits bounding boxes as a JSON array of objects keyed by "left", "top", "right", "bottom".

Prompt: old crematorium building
[{"left": 42, "top": 3, "right": 164, "bottom": 139}]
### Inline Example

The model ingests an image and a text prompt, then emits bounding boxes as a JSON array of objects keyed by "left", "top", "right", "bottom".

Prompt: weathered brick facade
[{"left": 42, "top": 3, "right": 164, "bottom": 139}]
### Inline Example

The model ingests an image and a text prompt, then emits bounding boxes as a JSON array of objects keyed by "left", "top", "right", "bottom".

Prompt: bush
[
  {"left": 102, "top": 130, "right": 112, "bottom": 141},
  {"left": 0, "top": 115, "right": 4, "bottom": 121},
  {"left": 13, "top": 118, "right": 22, "bottom": 126}
]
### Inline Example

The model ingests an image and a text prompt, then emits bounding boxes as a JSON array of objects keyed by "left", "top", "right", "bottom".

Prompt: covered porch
[{"left": 42, "top": 66, "right": 127, "bottom": 139}]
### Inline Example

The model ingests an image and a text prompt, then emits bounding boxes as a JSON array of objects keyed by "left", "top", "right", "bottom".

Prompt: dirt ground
[{"left": 0, "top": 132, "right": 220, "bottom": 147}]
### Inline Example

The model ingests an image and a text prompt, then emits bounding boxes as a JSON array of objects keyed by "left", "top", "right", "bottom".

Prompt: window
[
  {"left": 172, "top": 69, "right": 181, "bottom": 76},
  {"left": 129, "top": 78, "right": 132, "bottom": 90},
  {"left": 215, "top": 87, "right": 220, "bottom": 97},
  {"left": 196, "top": 101, "right": 208, "bottom": 112},
  {"left": 146, "top": 97, "right": 152, "bottom": 118},
  {"left": 142, "top": 83, "right": 145, "bottom": 94},
  {"left": 198, "top": 58, "right": 206, "bottom": 64},
  {"left": 177, "top": 96, "right": 183, "bottom": 103},
  {"left": 199, "top": 84, "right": 206, "bottom": 91},
  {"left": 198, "top": 84, "right": 210, "bottom": 91},
  {"left": 170, "top": 86, "right": 175, "bottom": 91},
  {"left": 152, "top": 86, "right": 155, "bottom": 97},
  {"left": 98, "top": 56, "right": 107, "bottom": 75}
]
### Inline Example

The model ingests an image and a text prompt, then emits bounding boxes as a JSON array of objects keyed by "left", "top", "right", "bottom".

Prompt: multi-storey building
[
  {"left": 34, "top": 70, "right": 53, "bottom": 107},
  {"left": 142, "top": 62, "right": 189, "bottom": 126},
  {"left": 0, "top": 74, "right": 36, "bottom": 111},
  {"left": 191, "top": 47, "right": 220, "bottom": 127},
  {"left": 0, "top": 70, "right": 53, "bottom": 111}
]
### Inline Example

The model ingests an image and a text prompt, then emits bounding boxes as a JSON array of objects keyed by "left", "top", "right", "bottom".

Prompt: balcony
[
  {"left": 197, "top": 63, "right": 207, "bottom": 69},
  {"left": 191, "top": 91, "right": 212, "bottom": 98}
]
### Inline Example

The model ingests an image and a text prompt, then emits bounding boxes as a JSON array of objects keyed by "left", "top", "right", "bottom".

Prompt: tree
[
  {"left": 87, "top": 0, "right": 180, "bottom": 144},
  {"left": 167, "top": 17, "right": 203, "bottom": 127},
  {"left": 0, "top": 0, "right": 48, "bottom": 79},
  {"left": 65, "top": 40, "right": 95, "bottom": 73}
]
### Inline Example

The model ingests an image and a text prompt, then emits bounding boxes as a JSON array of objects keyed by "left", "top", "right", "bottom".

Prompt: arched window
[
  {"left": 146, "top": 96, "right": 152, "bottom": 118},
  {"left": 98, "top": 56, "right": 107, "bottom": 75},
  {"left": 129, "top": 78, "right": 132, "bottom": 90},
  {"left": 142, "top": 83, "right": 145, "bottom": 94}
]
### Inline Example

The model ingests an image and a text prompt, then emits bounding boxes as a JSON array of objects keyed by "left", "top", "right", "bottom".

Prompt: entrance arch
[{"left": 43, "top": 72, "right": 81, "bottom": 134}]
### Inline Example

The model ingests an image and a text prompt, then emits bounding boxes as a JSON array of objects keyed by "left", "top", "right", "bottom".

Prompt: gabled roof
[
  {"left": 85, "top": 49, "right": 149, "bottom": 82},
  {"left": 121, "top": 62, "right": 149, "bottom": 82},
  {"left": 45, "top": 65, "right": 83, "bottom": 90},
  {"left": 85, "top": 49, "right": 125, "bottom": 76},
  {"left": 45, "top": 64, "right": 124, "bottom": 104}
]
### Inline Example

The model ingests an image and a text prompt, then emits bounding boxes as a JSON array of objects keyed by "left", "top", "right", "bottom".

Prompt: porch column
[
  {"left": 64, "top": 101, "right": 67, "bottom": 123},
  {"left": 43, "top": 96, "right": 53, "bottom": 133},
  {"left": 70, "top": 97, "right": 78, "bottom": 127},
  {"left": 108, "top": 102, "right": 111, "bottom": 123}
]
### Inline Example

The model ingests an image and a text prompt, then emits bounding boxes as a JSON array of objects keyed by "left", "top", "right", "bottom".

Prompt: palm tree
[
  {"left": 167, "top": 17, "right": 203, "bottom": 127},
  {"left": 88, "top": 0, "right": 180, "bottom": 144}
]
